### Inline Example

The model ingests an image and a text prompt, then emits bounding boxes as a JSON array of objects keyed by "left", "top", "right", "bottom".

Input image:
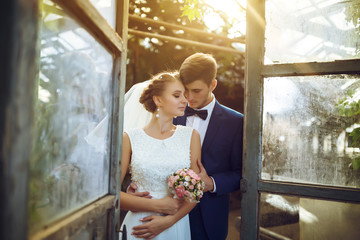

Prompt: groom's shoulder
[{"left": 217, "top": 102, "right": 243, "bottom": 120}]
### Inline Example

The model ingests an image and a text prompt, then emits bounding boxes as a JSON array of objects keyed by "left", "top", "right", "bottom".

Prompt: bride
[{"left": 120, "top": 72, "right": 201, "bottom": 239}]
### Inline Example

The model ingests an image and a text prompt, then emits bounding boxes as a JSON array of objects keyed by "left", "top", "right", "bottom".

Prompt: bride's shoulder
[
  {"left": 176, "top": 125, "right": 193, "bottom": 132},
  {"left": 124, "top": 127, "right": 143, "bottom": 137},
  {"left": 175, "top": 125, "right": 196, "bottom": 138}
]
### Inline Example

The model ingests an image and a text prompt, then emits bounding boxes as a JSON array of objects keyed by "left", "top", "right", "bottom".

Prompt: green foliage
[
  {"left": 344, "top": 0, "right": 360, "bottom": 30},
  {"left": 337, "top": 89, "right": 360, "bottom": 171},
  {"left": 181, "top": 0, "right": 201, "bottom": 22},
  {"left": 127, "top": 0, "right": 245, "bottom": 112},
  {"left": 349, "top": 127, "right": 360, "bottom": 147},
  {"left": 353, "top": 156, "right": 360, "bottom": 170},
  {"left": 337, "top": 89, "right": 360, "bottom": 117},
  {"left": 342, "top": 0, "right": 360, "bottom": 55}
]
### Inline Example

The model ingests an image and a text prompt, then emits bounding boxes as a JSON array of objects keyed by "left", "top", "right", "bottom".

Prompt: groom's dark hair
[{"left": 179, "top": 53, "right": 217, "bottom": 86}]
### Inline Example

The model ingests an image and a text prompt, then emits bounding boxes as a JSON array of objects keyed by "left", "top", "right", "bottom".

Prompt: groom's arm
[
  {"left": 210, "top": 119, "right": 243, "bottom": 195},
  {"left": 127, "top": 182, "right": 152, "bottom": 198}
]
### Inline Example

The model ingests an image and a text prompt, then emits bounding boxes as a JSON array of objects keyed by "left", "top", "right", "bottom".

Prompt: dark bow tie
[{"left": 185, "top": 106, "right": 208, "bottom": 120}]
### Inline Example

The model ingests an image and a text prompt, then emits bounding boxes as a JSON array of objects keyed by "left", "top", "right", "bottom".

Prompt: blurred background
[{"left": 124, "top": 0, "right": 246, "bottom": 113}]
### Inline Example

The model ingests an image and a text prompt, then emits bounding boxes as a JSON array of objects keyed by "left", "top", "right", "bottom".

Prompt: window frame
[
  {"left": 0, "top": 0, "right": 129, "bottom": 239},
  {"left": 241, "top": 0, "right": 360, "bottom": 239}
]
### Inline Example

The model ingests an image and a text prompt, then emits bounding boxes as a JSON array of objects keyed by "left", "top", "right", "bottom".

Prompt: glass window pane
[
  {"left": 89, "top": 0, "right": 116, "bottom": 28},
  {"left": 259, "top": 193, "right": 360, "bottom": 240},
  {"left": 265, "top": 0, "right": 360, "bottom": 64},
  {"left": 262, "top": 75, "right": 360, "bottom": 188},
  {"left": 28, "top": 1, "right": 113, "bottom": 232}
]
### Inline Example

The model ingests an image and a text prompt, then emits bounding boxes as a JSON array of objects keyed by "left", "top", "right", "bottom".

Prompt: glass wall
[
  {"left": 89, "top": 0, "right": 116, "bottom": 28},
  {"left": 265, "top": 0, "right": 360, "bottom": 64},
  {"left": 259, "top": 193, "right": 360, "bottom": 240},
  {"left": 262, "top": 75, "right": 360, "bottom": 188},
  {"left": 28, "top": 0, "right": 115, "bottom": 232}
]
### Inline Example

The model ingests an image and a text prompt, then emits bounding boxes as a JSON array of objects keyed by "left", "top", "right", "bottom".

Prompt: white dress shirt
[
  {"left": 186, "top": 95, "right": 216, "bottom": 145},
  {"left": 186, "top": 95, "right": 217, "bottom": 192}
]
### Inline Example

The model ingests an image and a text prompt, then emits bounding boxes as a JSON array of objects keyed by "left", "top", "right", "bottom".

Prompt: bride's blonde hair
[{"left": 139, "top": 71, "right": 180, "bottom": 113}]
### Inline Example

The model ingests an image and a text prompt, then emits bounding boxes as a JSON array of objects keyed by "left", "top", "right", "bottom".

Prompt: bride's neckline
[{"left": 141, "top": 126, "right": 178, "bottom": 141}]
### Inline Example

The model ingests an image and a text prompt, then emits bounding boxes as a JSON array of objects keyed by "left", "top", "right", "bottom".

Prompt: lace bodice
[{"left": 126, "top": 125, "right": 193, "bottom": 199}]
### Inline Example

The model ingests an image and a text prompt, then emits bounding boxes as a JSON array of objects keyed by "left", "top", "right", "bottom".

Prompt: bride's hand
[
  {"left": 156, "top": 195, "right": 181, "bottom": 215},
  {"left": 131, "top": 215, "right": 174, "bottom": 239}
]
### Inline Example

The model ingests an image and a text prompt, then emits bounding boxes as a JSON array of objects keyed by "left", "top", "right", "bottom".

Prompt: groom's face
[{"left": 184, "top": 79, "right": 216, "bottom": 109}]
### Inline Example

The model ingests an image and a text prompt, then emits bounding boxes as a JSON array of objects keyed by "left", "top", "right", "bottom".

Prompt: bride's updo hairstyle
[{"left": 139, "top": 71, "right": 180, "bottom": 113}]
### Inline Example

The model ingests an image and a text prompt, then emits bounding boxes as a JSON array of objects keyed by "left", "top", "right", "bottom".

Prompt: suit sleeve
[{"left": 211, "top": 117, "right": 243, "bottom": 196}]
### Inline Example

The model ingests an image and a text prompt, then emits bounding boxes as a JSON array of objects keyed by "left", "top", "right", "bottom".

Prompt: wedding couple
[{"left": 120, "top": 53, "right": 243, "bottom": 240}]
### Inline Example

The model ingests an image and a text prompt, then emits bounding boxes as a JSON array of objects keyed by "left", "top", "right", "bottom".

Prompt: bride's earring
[{"left": 156, "top": 108, "right": 160, "bottom": 118}]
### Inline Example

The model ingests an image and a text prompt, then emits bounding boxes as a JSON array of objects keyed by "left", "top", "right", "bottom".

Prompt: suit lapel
[{"left": 202, "top": 101, "right": 223, "bottom": 156}]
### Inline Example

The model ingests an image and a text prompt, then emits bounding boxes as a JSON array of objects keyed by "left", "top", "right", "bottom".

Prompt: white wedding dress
[{"left": 120, "top": 125, "right": 193, "bottom": 240}]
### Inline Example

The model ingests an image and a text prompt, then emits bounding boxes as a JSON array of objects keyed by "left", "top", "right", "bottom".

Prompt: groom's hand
[
  {"left": 132, "top": 215, "right": 172, "bottom": 239},
  {"left": 127, "top": 182, "right": 152, "bottom": 198},
  {"left": 197, "top": 160, "right": 214, "bottom": 192}
]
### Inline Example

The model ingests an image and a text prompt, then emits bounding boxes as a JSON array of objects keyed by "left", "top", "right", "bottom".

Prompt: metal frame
[
  {"left": 128, "top": 14, "right": 246, "bottom": 54},
  {"left": 240, "top": 0, "right": 265, "bottom": 239},
  {"left": 262, "top": 59, "right": 360, "bottom": 77},
  {"left": 242, "top": 0, "right": 360, "bottom": 239},
  {"left": 113, "top": 0, "right": 129, "bottom": 235},
  {"left": 128, "top": 29, "right": 245, "bottom": 54},
  {"left": 129, "top": 14, "right": 245, "bottom": 44},
  {"left": 28, "top": 196, "right": 115, "bottom": 240},
  {"left": 52, "top": 0, "right": 124, "bottom": 55},
  {"left": 259, "top": 181, "right": 360, "bottom": 203}
]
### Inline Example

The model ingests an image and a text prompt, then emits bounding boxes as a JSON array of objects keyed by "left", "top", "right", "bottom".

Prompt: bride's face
[{"left": 157, "top": 80, "right": 187, "bottom": 117}]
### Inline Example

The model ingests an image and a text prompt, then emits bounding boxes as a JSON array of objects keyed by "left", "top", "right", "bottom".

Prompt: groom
[
  {"left": 130, "top": 53, "right": 243, "bottom": 240},
  {"left": 174, "top": 53, "right": 243, "bottom": 240}
]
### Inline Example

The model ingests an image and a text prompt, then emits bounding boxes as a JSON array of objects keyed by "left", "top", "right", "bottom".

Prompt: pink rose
[
  {"left": 189, "top": 185, "right": 194, "bottom": 190},
  {"left": 168, "top": 176, "right": 175, "bottom": 187},
  {"left": 175, "top": 186, "right": 186, "bottom": 198},
  {"left": 185, "top": 176, "right": 190, "bottom": 182},
  {"left": 184, "top": 190, "right": 190, "bottom": 196},
  {"left": 191, "top": 179, "right": 197, "bottom": 185}
]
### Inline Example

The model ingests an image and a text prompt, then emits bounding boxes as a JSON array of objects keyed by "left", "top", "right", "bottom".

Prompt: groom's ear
[{"left": 210, "top": 79, "right": 217, "bottom": 92}]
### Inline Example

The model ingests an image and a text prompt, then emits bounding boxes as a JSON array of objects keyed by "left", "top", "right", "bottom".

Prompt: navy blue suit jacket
[{"left": 173, "top": 100, "right": 243, "bottom": 240}]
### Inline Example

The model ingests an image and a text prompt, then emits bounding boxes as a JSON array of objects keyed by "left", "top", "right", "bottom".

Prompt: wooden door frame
[
  {"left": 241, "top": 0, "right": 360, "bottom": 239},
  {"left": 0, "top": 0, "right": 129, "bottom": 239}
]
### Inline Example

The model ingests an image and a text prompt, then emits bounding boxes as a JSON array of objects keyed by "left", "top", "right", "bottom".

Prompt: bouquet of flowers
[{"left": 168, "top": 168, "right": 205, "bottom": 203}]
